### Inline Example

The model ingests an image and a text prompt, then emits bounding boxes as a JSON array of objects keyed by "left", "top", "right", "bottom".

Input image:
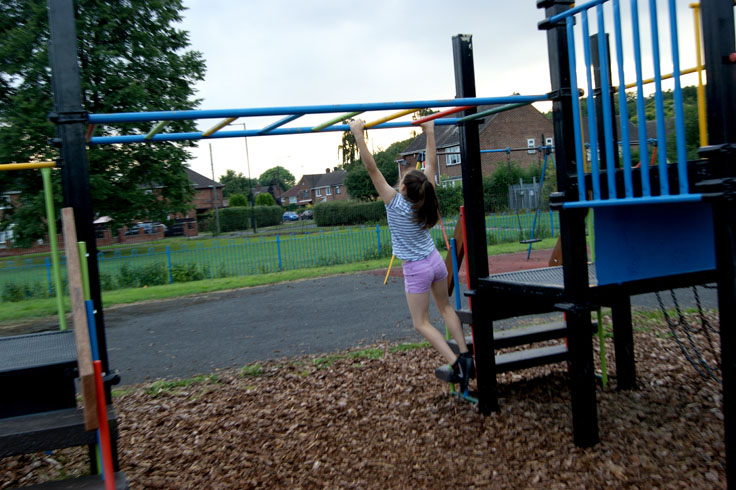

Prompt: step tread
[
  {"left": 21, "top": 472, "right": 129, "bottom": 490},
  {"left": 435, "top": 343, "right": 568, "bottom": 381},
  {"left": 448, "top": 319, "right": 598, "bottom": 353}
]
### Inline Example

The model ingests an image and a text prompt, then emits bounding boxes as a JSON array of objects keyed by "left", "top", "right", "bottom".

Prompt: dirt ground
[{"left": 1, "top": 310, "right": 725, "bottom": 489}]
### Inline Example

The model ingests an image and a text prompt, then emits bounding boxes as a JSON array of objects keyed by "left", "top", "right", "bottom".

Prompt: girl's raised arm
[
  {"left": 350, "top": 119, "right": 397, "bottom": 205},
  {"left": 420, "top": 121, "right": 437, "bottom": 188}
]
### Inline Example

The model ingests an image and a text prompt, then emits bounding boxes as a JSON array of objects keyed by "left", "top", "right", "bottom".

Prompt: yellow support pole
[
  {"left": 383, "top": 255, "right": 395, "bottom": 286},
  {"left": 202, "top": 117, "right": 237, "bottom": 137},
  {"left": 690, "top": 2, "right": 708, "bottom": 147},
  {"left": 364, "top": 108, "right": 420, "bottom": 129},
  {"left": 0, "top": 161, "right": 56, "bottom": 171}
]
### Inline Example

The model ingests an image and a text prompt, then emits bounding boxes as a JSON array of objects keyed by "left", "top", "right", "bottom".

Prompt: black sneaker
[
  {"left": 451, "top": 354, "right": 472, "bottom": 394},
  {"left": 459, "top": 351, "right": 475, "bottom": 380}
]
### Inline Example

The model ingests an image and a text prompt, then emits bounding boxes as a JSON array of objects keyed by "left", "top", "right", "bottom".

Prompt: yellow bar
[
  {"left": 691, "top": 3, "right": 708, "bottom": 146},
  {"left": 202, "top": 117, "right": 237, "bottom": 137},
  {"left": 0, "top": 161, "right": 56, "bottom": 171},
  {"left": 364, "top": 108, "right": 420, "bottom": 129},
  {"left": 621, "top": 65, "right": 702, "bottom": 90},
  {"left": 383, "top": 255, "right": 395, "bottom": 285}
]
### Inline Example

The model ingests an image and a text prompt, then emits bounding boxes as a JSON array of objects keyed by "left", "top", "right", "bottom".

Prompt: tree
[
  {"left": 228, "top": 193, "right": 248, "bottom": 207},
  {"left": 338, "top": 119, "right": 360, "bottom": 170},
  {"left": 219, "top": 169, "right": 257, "bottom": 198},
  {"left": 344, "top": 137, "right": 410, "bottom": 200},
  {"left": 258, "top": 166, "right": 294, "bottom": 191},
  {"left": 0, "top": 0, "right": 206, "bottom": 246},
  {"left": 255, "top": 192, "right": 275, "bottom": 206}
]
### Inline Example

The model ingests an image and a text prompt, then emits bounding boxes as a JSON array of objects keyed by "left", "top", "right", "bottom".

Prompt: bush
[
  {"left": 436, "top": 185, "right": 463, "bottom": 218},
  {"left": 117, "top": 263, "right": 168, "bottom": 288},
  {"left": 171, "top": 263, "right": 205, "bottom": 282},
  {"left": 255, "top": 193, "right": 275, "bottom": 206},
  {"left": 1, "top": 281, "right": 48, "bottom": 302},
  {"left": 314, "top": 200, "right": 386, "bottom": 226},
  {"left": 200, "top": 205, "right": 282, "bottom": 233},
  {"left": 229, "top": 194, "right": 248, "bottom": 207}
]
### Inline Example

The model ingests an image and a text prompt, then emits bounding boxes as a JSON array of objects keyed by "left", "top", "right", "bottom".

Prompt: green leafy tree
[
  {"left": 219, "top": 169, "right": 257, "bottom": 198},
  {"left": 344, "top": 138, "right": 410, "bottom": 200},
  {"left": 255, "top": 192, "right": 275, "bottom": 206},
  {"left": 258, "top": 166, "right": 294, "bottom": 191},
  {"left": 0, "top": 0, "right": 205, "bottom": 246},
  {"left": 338, "top": 119, "right": 359, "bottom": 169},
  {"left": 228, "top": 193, "right": 248, "bottom": 207}
]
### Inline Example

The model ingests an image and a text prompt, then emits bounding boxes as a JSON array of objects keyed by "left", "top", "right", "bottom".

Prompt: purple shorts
[{"left": 402, "top": 249, "right": 448, "bottom": 294}]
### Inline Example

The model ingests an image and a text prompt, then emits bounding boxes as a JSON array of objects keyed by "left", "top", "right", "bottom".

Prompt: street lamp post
[
  {"left": 208, "top": 143, "right": 220, "bottom": 235},
  {"left": 230, "top": 122, "right": 256, "bottom": 234}
]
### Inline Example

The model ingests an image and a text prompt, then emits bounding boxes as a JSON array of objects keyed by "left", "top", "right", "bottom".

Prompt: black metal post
[
  {"left": 590, "top": 33, "right": 620, "bottom": 188},
  {"left": 611, "top": 293, "right": 636, "bottom": 390},
  {"left": 701, "top": 1, "right": 736, "bottom": 485},
  {"left": 47, "top": 0, "right": 111, "bottom": 397},
  {"left": 540, "top": 0, "right": 599, "bottom": 447},
  {"left": 452, "top": 34, "right": 497, "bottom": 415}
]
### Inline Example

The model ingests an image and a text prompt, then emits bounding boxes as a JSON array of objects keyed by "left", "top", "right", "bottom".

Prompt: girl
[{"left": 349, "top": 119, "right": 474, "bottom": 393}]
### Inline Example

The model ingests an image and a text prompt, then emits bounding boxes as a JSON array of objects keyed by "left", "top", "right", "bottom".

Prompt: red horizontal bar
[{"left": 411, "top": 105, "right": 474, "bottom": 125}]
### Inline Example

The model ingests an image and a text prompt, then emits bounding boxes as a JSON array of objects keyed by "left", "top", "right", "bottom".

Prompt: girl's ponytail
[{"left": 402, "top": 170, "right": 439, "bottom": 229}]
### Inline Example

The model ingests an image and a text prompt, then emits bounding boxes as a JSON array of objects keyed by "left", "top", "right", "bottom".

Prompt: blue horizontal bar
[
  {"left": 562, "top": 193, "right": 702, "bottom": 209},
  {"left": 87, "top": 95, "right": 550, "bottom": 124},
  {"left": 90, "top": 118, "right": 463, "bottom": 144},
  {"left": 549, "top": 0, "right": 608, "bottom": 23}
]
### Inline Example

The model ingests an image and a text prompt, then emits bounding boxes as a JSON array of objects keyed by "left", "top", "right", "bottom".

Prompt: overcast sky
[{"left": 178, "top": 0, "right": 699, "bottom": 183}]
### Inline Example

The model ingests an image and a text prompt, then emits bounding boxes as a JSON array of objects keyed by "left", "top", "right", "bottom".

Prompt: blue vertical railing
[{"left": 550, "top": 0, "right": 696, "bottom": 208}]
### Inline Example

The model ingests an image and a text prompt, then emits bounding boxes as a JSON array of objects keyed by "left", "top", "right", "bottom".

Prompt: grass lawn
[{"left": 0, "top": 238, "right": 556, "bottom": 324}]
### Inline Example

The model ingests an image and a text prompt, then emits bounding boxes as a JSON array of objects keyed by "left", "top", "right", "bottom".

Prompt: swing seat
[{"left": 519, "top": 238, "right": 542, "bottom": 244}]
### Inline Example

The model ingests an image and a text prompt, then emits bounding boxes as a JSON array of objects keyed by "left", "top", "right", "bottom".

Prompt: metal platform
[
  {"left": 0, "top": 331, "right": 78, "bottom": 418},
  {"left": 487, "top": 265, "right": 598, "bottom": 289},
  {"left": 0, "top": 331, "right": 76, "bottom": 373}
]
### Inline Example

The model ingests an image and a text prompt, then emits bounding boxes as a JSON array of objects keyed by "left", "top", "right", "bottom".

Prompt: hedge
[
  {"left": 199, "top": 205, "right": 283, "bottom": 233},
  {"left": 314, "top": 200, "right": 386, "bottom": 226}
]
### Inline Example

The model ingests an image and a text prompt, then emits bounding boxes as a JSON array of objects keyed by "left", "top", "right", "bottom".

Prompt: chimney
[{"left": 325, "top": 168, "right": 331, "bottom": 173}]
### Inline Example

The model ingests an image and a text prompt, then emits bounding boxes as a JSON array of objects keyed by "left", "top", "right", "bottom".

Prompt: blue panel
[{"left": 594, "top": 202, "right": 715, "bottom": 285}]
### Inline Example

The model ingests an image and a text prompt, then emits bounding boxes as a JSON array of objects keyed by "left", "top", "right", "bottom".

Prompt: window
[
  {"left": 0, "top": 194, "right": 10, "bottom": 209},
  {"left": 527, "top": 138, "right": 536, "bottom": 154},
  {"left": 316, "top": 188, "right": 321, "bottom": 197},
  {"left": 335, "top": 185, "right": 341, "bottom": 194},
  {"left": 445, "top": 146, "right": 461, "bottom": 166},
  {"left": 326, "top": 186, "right": 331, "bottom": 196},
  {"left": 545, "top": 137, "right": 554, "bottom": 151}
]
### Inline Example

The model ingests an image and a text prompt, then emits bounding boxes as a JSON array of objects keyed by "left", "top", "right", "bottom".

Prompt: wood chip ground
[{"left": 1, "top": 312, "right": 726, "bottom": 489}]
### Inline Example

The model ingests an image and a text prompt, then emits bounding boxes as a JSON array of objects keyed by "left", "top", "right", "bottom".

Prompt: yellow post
[
  {"left": 690, "top": 2, "right": 708, "bottom": 147},
  {"left": 365, "top": 108, "right": 420, "bottom": 129},
  {"left": 383, "top": 256, "right": 395, "bottom": 286},
  {"left": 202, "top": 117, "right": 237, "bottom": 137},
  {"left": 0, "top": 161, "right": 56, "bottom": 171}
]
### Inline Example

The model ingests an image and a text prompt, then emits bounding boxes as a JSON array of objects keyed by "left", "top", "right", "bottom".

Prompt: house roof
[
  {"left": 185, "top": 167, "right": 222, "bottom": 189},
  {"left": 400, "top": 105, "right": 505, "bottom": 155}
]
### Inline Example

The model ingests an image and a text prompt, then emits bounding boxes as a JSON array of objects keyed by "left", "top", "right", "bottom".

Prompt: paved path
[{"left": 3, "top": 250, "right": 718, "bottom": 386}]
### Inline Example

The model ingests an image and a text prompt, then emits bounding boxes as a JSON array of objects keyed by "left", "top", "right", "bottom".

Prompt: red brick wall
[{"left": 399, "top": 106, "right": 553, "bottom": 183}]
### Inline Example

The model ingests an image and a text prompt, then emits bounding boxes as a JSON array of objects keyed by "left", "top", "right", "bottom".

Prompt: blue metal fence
[{"left": 0, "top": 212, "right": 559, "bottom": 299}]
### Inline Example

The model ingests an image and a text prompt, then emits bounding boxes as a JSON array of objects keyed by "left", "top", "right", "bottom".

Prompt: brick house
[
  {"left": 399, "top": 104, "right": 554, "bottom": 186},
  {"left": 282, "top": 168, "right": 348, "bottom": 206},
  {"left": 185, "top": 167, "right": 224, "bottom": 218}
]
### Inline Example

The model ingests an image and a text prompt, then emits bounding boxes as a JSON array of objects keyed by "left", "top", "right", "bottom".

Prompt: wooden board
[{"left": 61, "top": 207, "right": 98, "bottom": 431}]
